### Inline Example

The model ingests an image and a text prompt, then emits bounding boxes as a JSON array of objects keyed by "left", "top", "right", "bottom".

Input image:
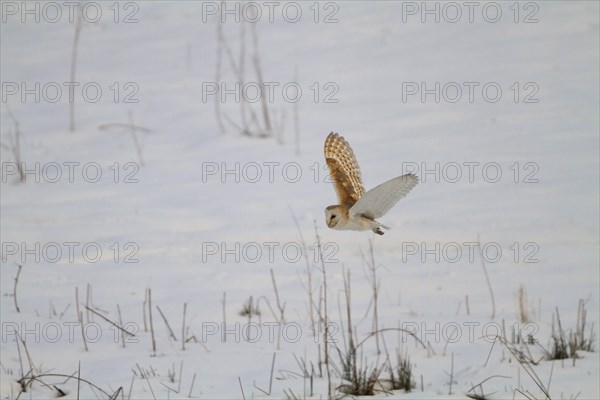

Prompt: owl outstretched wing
[
  {"left": 324, "top": 132, "right": 365, "bottom": 208},
  {"left": 349, "top": 174, "right": 418, "bottom": 220}
]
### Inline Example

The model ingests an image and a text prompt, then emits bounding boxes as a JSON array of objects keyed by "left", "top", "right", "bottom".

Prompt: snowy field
[{"left": 1, "top": 1, "right": 599, "bottom": 399}]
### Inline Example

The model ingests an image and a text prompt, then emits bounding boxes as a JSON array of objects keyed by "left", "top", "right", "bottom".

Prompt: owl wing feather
[
  {"left": 324, "top": 132, "right": 365, "bottom": 208},
  {"left": 349, "top": 174, "right": 418, "bottom": 219}
]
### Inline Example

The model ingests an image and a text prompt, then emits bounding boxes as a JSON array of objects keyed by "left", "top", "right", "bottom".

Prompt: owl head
[{"left": 325, "top": 205, "right": 348, "bottom": 229}]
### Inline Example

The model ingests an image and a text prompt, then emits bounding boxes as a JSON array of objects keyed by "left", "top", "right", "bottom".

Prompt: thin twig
[
  {"left": 4, "top": 104, "right": 25, "bottom": 181},
  {"left": 314, "top": 221, "right": 331, "bottom": 399},
  {"left": 253, "top": 352, "right": 277, "bottom": 395},
  {"left": 78, "top": 310, "right": 88, "bottom": 352},
  {"left": 117, "top": 305, "right": 125, "bottom": 348},
  {"left": 465, "top": 294, "right": 470, "bottom": 315},
  {"left": 188, "top": 372, "right": 196, "bottom": 398},
  {"left": 250, "top": 21, "right": 272, "bottom": 136},
  {"left": 155, "top": 306, "right": 177, "bottom": 341},
  {"left": 144, "top": 374, "right": 156, "bottom": 400},
  {"left": 127, "top": 372, "right": 135, "bottom": 400},
  {"left": 448, "top": 352, "right": 454, "bottom": 395},
  {"left": 293, "top": 67, "right": 300, "bottom": 155},
  {"left": 13, "top": 264, "right": 22, "bottom": 313},
  {"left": 215, "top": 21, "right": 226, "bottom": 134},
  {"left": 478, "top": 235, "right": 496, "bottom": 319},
  {"left": 128, "top": 111, "right": 144, "bottom": 165},
  {"left": 355, "top": 327, "right": 427, "bottom": 350},
  {"left": 109, "top": 387, "right": 123, "bottom": 400},
  {"left": 75, "top": 286, "right": 81, "bottom": 318},
  {"left": 69, "top": 8, "right": 83, "bottom": 132},
  {"left": 222, "top": 292, "right": 227, "bottom": 343},
  {"left": 342, "top": 267, "right": 357, "bottom": 387},
  {"left": 363, "top": 239, "right": 381, "bottom": 354},
  {"left": 238, "top": 376, "right": 246, "bottom": 400},
  {"left": 182, "top": 303, "right": 187, "bottom": 351},
  {"left": 148, "top": 289, "right": 156, "bottom": 355},
  {"left": 77, "top": 361, "right": 81, "bottom": 400},
  {"left": 178, "top": 361, "right": 184, "bottom": 393},
  {"left": 84, "top": 306, "right": 135, "bottom": 337},
  {"left": 143, "top": 289, "right": 148, "bottom": 332},
  {"left": 85, "top": 283, "right": 91, "bottom": 323},
  {"left": 290, "top": 208, "right": 316, "bottom": 331},
  {"left": 270, "top": 268, "right": 286, "bottom": 324}
]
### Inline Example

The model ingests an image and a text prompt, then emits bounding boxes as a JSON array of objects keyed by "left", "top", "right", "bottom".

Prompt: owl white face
[{"left": 325, "top": 205, "right": 345, "bottom": 229}]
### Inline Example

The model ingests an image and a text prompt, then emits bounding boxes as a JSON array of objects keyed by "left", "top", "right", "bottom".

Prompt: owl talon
[{"left": 373, "top": 227, "right": 384, "bottom": 235}]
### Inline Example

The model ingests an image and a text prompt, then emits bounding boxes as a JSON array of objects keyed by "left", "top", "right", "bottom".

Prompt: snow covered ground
[{"left": 1, "top": 1, "right": 598, "bottom": 399}]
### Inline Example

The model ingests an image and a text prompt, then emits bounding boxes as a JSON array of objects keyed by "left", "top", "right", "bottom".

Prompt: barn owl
[{"left": 324, "top": 132, "right": 418, "bottom": 235}]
